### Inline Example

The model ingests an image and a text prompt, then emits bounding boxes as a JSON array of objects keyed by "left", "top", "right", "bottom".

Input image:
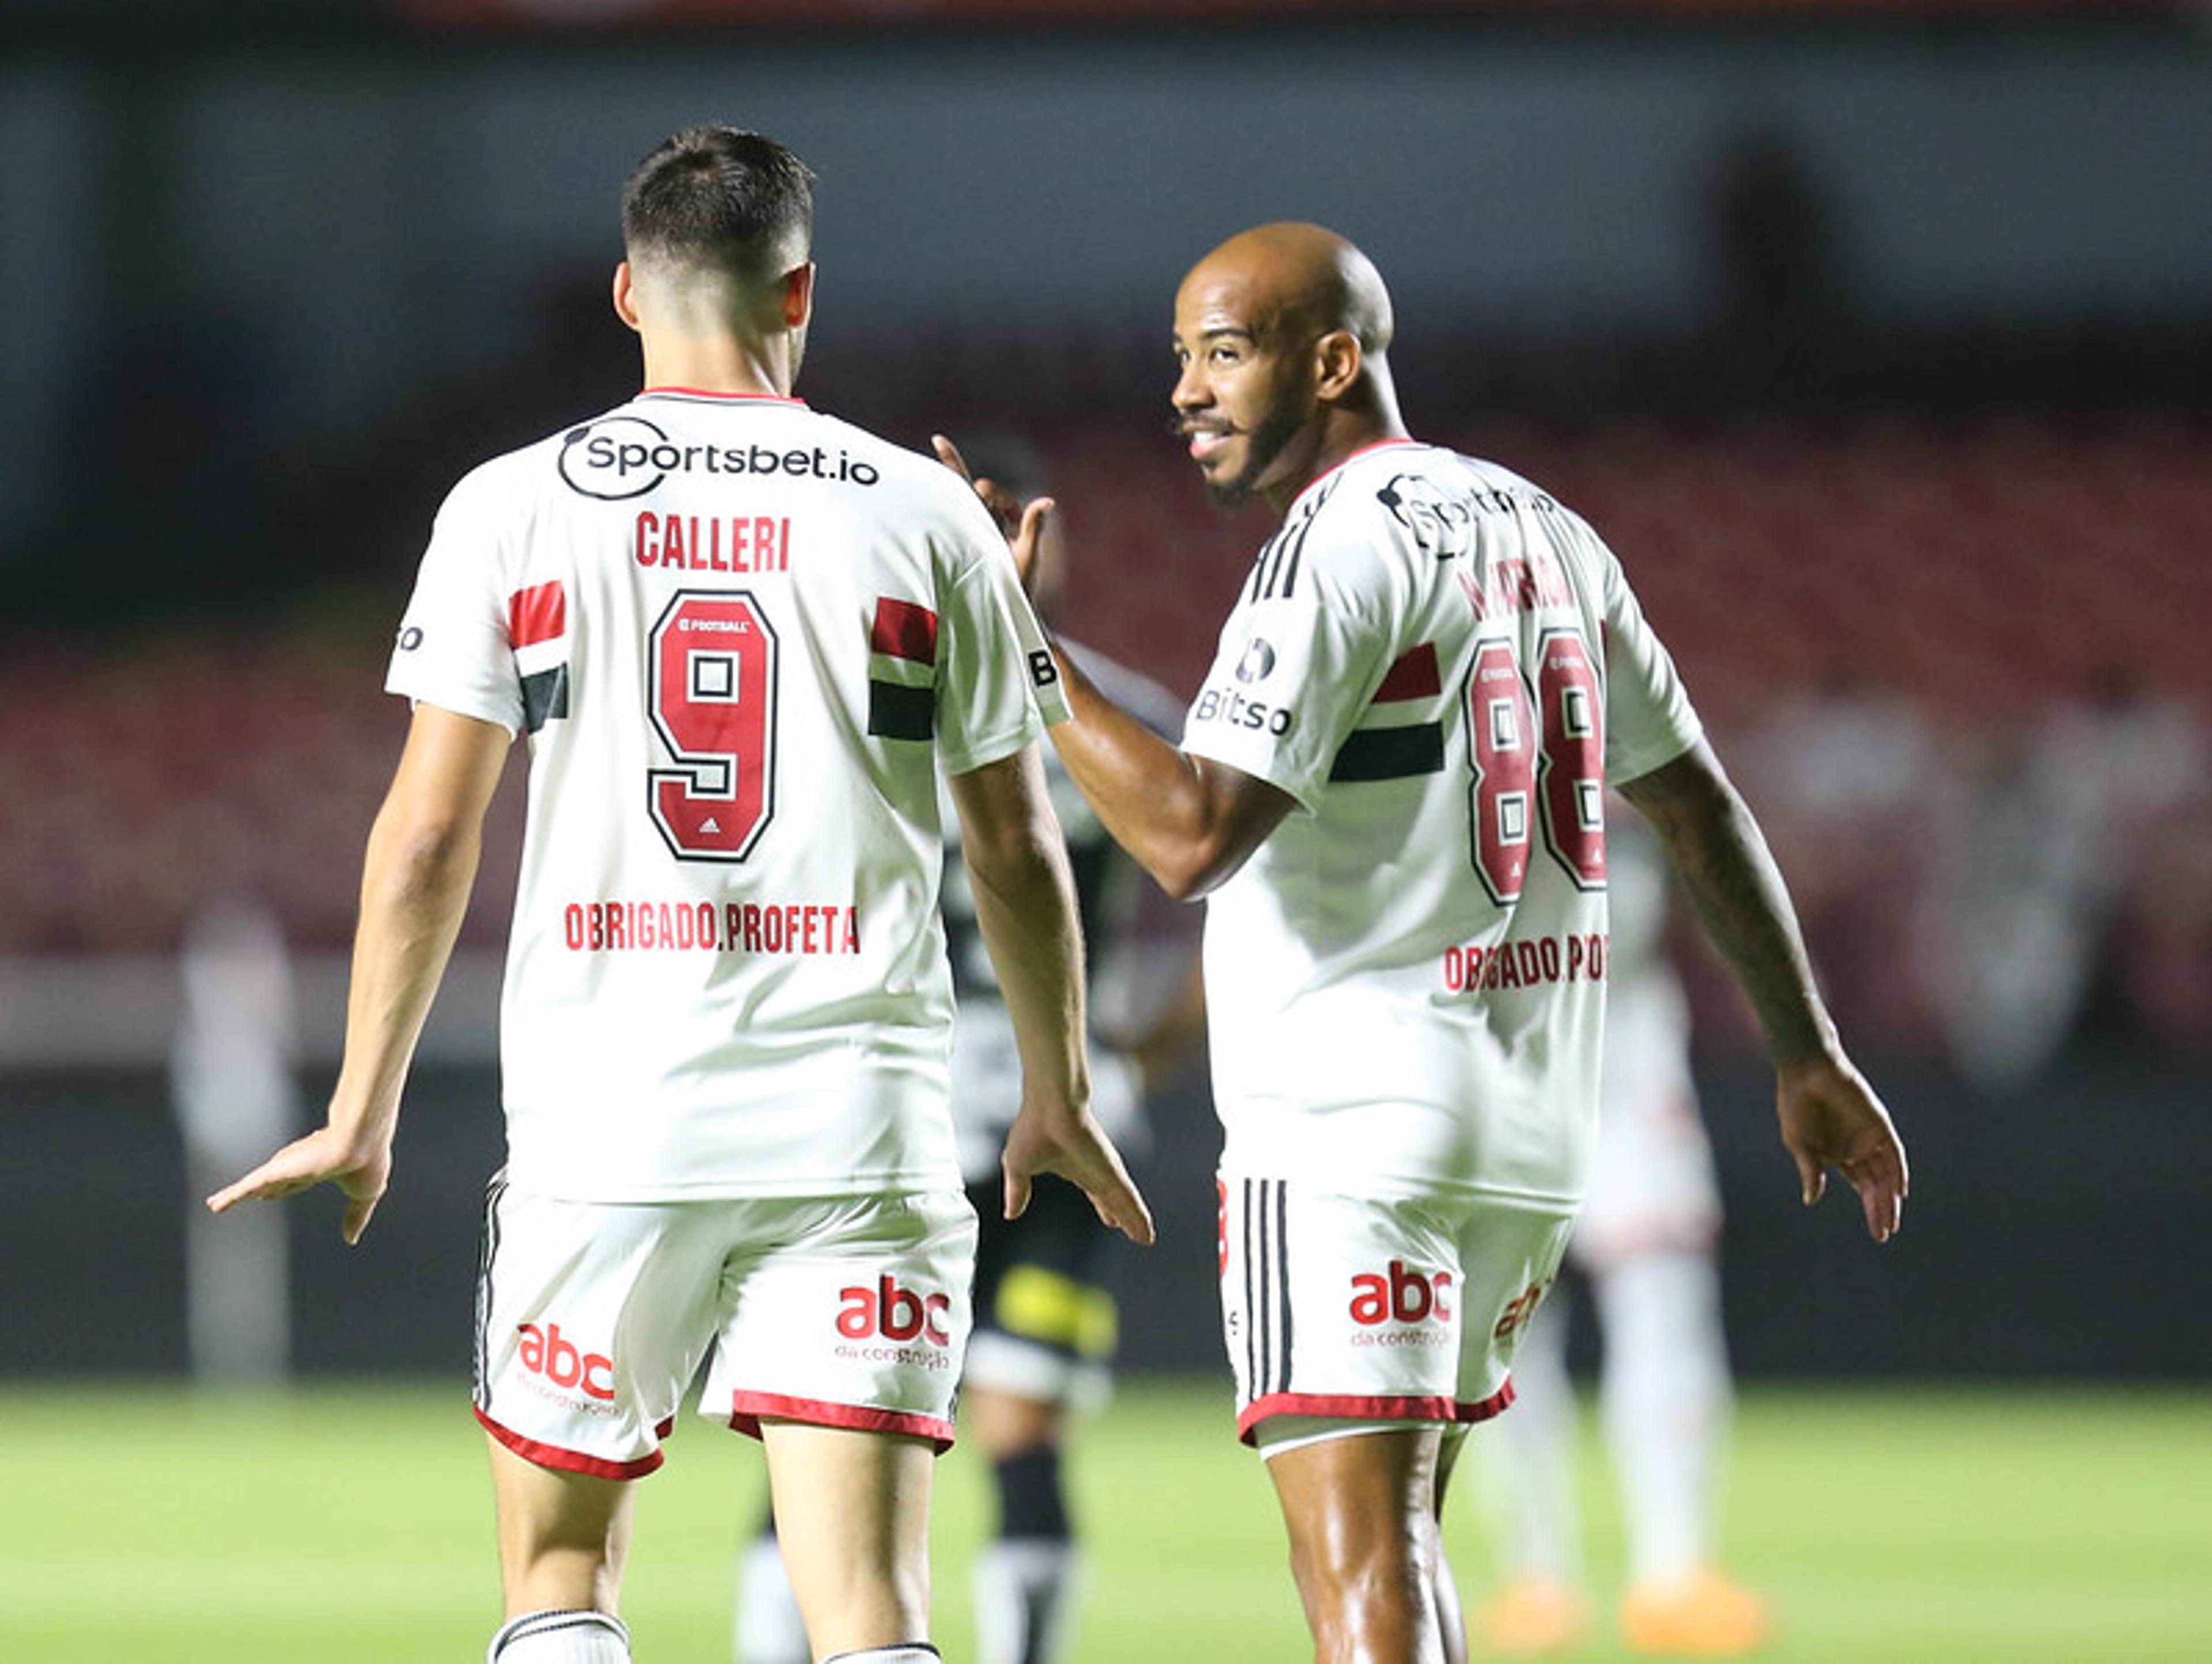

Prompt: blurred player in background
[
  {"left": 958, "top": 221, "right": 1907, "bottom": 1663},
  {"left": 1475, "top": 814, "right": 1770, "bottom": 1658},
  {"left": 209, "top": 127, "right": 1151, "bottom": 1664},
  {"left": 172, "top": 902, "right": 298, "bottom": 1388},
  {"left": 739, "top": 439, "right": 1205, "bottom": 1664}
]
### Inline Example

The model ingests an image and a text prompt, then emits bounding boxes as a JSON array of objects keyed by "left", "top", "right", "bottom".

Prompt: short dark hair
[{"left": 620, "top": 126, "right": 815, "bottom": 275}]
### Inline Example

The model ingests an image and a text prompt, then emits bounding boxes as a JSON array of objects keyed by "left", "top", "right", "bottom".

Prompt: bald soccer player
[
  {"left": 210, "top": 128, "right": 1150, "bottom": 1664},
  {"left": 946, "top": 223, "right": 1907, "bottom": 1664}
]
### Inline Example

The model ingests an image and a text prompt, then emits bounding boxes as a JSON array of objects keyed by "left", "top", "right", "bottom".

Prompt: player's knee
[
  {"left": 993, "top": 1446, "right": 1070, "bottom": 1541},
  {"left": 1286, "top": 1498, "right": 1439, "bottom": 1599}
]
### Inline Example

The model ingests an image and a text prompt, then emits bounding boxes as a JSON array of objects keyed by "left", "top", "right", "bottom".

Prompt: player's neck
[
  {"left": 1264, "top": 406, "right": 1410, "bottom": 517},
  {"left": 638, "top": 331, "right": 796, "bottom": 400}
]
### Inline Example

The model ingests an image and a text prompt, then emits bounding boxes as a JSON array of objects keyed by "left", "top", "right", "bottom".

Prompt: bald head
[
  {"left": 1183, "top": 223, "right": 1395, "bottom": 359},
  {"left": 1171, "top": 223, "right": 1406, "bottom": 512}
]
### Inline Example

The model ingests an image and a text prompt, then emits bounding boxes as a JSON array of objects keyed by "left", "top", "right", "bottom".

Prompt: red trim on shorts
[
  {"left": 474, "top": 1405, "right": 665, "bottom": 1480},
  {"left": 1237, "top": 1379, "right": 1517, "bottom": 1446},
  {"left": 726, "top": 1391, "right": 956, "bottom": 1454},
  {"left": 638, "top": 385, "right": 808, "bottom": 405}
]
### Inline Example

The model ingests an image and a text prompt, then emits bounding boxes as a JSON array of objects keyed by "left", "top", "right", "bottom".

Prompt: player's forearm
[
  {"left": 328, "top": 802, "right": 482, "bottom": 1144},
  {"left": 1046, "top": 648, "right": 1251, "bottom": 901},
  {"left": 1621, "top": 741, "right": 1838, "bottom": 1069},
  {"left": 965, "top": 830, "right": 1092, "bottom": 1110}
]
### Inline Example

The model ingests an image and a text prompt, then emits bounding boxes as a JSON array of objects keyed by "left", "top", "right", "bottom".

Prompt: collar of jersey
[
  {"left": 638, "top": 385, "right": 809, "bottom": 407},
  {"left": 1287, "top": 436, "right": 1425, "bottom": 513}
]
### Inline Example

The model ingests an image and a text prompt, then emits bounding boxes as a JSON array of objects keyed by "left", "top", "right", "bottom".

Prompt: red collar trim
[
  {"left": 639, "top": 386, "right": 808, "bottom": 407},
  {"left": 1290, "top": 437, "right": 1423, "bottom": 510}
]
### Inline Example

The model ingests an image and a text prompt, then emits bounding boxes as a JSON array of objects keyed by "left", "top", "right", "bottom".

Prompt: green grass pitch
[{"left": 2, "top": 1379, "right": 2205, "bottom": 1660}]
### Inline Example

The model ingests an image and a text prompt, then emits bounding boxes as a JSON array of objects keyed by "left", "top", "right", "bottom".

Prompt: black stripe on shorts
[{"left": 472, "top": 1172, "right": 507, "bottom": 1412}]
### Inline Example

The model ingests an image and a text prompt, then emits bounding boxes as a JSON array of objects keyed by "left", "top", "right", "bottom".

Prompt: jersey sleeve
[
  {"left": 1180, "top": 501, "right": 1395, "bottom": 812},
  {"left": 934, "top": 501, "right": 1073, "bottom": 776},
  {"left": 384, "top": 463, "right": 526, "bottom": 737},
  {"left": 1597, "top": 541, "right": 1703, "bottom": 785}
]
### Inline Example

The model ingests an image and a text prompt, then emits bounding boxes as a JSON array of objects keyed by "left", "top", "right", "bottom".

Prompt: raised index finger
[{"left": 930, "top": 434, "right": 973, "bottom": 482}]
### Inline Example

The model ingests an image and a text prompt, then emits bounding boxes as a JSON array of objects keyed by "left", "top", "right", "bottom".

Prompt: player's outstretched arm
[
  {"left": 948, "top": 748, "right": 1155, "bottom": 1246},
  {"left": 1619, "top": 738, "right": 1908, "bottom": 1242},
  {"left": 207, "top": 705, "right": 509, "bottom": 1245}
]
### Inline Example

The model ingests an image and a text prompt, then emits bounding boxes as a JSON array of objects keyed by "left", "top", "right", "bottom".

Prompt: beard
[{"left": 1194, "top": 399, "right": 1307, "bottom": 507}]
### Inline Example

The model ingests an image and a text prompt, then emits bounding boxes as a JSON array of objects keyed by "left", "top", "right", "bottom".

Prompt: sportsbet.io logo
[{"left": 558, "top": 414, "right": 881, "bottom": 501}]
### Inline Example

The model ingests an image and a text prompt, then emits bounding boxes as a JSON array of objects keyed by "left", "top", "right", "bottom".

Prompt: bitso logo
[
  {"left": 837, "top": 1275, "right": 952, "bottom": 1348},
  {"left": 1350, "top": 1260, "right": 1455, "bottom": 1326},
  {"left": 1234, "top": 636, "right": 1277, "bottom": 684},
  {"left": 1192, "top": 683, "right": 1296, "bottom": 737},
  {"left": 516, "top": 1321, "right": 615, "bottom": 1401},
  {"left": 558, "top": 414, "right": 880, "bottom": 501}
]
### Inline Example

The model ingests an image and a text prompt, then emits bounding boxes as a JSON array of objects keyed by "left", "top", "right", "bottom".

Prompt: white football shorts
[
  {"left": 1218, "top": 1170, "right": 1575, "bottom": 1448},
  {"left": 473, "top": 1178, "right": 977, "bottom": 1480}
]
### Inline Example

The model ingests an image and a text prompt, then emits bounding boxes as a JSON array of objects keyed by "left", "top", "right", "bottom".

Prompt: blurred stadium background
[{"left": 2, "top": 0, "right": 2209, "bottom": 1654}]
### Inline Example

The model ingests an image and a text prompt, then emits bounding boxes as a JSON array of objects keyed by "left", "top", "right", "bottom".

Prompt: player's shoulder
[
  {"left": 429, "top": 398, "right": 648, "bottom": 528},
  {"left": 1248, "top": 441, "right": 1468, "bottom": 601}
]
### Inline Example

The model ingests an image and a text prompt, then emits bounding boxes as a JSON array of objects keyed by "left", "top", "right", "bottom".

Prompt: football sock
[
  {"left": 487, "top": 1608, "right": 631, "bottom": 1663},
  {"left": 734, "top": 1529, "right": 811, "bottom": 1664},
  {"left": 1594, "top": 1249, "right": 1732, "bottom": 1586},
  {"left": 1474, "top": 1287, "right": 1584, "bottom": 1586},
  {"left": 820, "top": 1648, "right": 941, "bottom": 1663},
  {"left": 977, "top": 1450, "right": 1080, "bottom": 1664},
  {"left": 975, "top": 1539, "right": 1083, "bottom": 1664}
]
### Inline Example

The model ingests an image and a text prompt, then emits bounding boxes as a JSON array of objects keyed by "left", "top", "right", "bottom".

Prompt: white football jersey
[
  {"left": 387, "top": 388, "right": 1068, "bottom": 1201},
  {"left": 1183, "top": 440, "right": 1702, "bottom": 1206}
]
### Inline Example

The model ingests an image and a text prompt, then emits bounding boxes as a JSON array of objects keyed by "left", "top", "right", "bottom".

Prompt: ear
[
  {"left": 611, "top": 261, "right": 643, "bottom": 334},
  {"left": 1315, "top": 329, "right": 1363, "bottom": 402},
  {"left": 782, "top": 261, "right": 816, "bottom": 331}
]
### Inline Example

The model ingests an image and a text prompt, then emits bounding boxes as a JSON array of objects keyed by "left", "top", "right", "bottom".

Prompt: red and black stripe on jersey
[
  {"left": 1330, "top": 642, "right": 1447, "bottom": 783},
  {"left": 510, "top": 580, "right": 570, "bottom": 734},
  {"left": 866, "top": 596, "right": 938, "bottom": 741}
]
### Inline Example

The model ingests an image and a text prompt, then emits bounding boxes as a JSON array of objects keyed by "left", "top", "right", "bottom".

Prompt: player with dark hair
[
  {"left": 209, "top": 126, "right": 1151, "bottom": 1664},
  {"left": 738, "top": 439, "right": 1205, "bottom": 1664},
  {"left": 959, "top": 221, "right": 1907, "bottom": 1663}
]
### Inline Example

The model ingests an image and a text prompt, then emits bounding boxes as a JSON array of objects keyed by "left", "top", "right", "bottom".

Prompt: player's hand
[
  {"left": 1775, "top": 1053, "right": 1909, "bottom": 1243},
  {"left": 206, "top": 1124, "right": 393, "bottom": 1246},
  {"left": 931, "top": 434, "right": 1055, "bottom": 597},
  {"left": 1001, "top": 1100, "right": 1157, "bottom": 1246}
]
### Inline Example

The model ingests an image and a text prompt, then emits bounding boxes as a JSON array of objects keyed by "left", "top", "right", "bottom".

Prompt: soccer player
[
  {"left": 960, "top": 221, "right": 1907, "bottom": 1663},
  {"left": 1475, "top": 816, "right": 1770, "bottom": 1658},
  {"left": 207, "top": 127, "right": 1152, "bottom": 1664},
  {"left": 738, "top": 441, "right": 1205, "bottom": 1664}
]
